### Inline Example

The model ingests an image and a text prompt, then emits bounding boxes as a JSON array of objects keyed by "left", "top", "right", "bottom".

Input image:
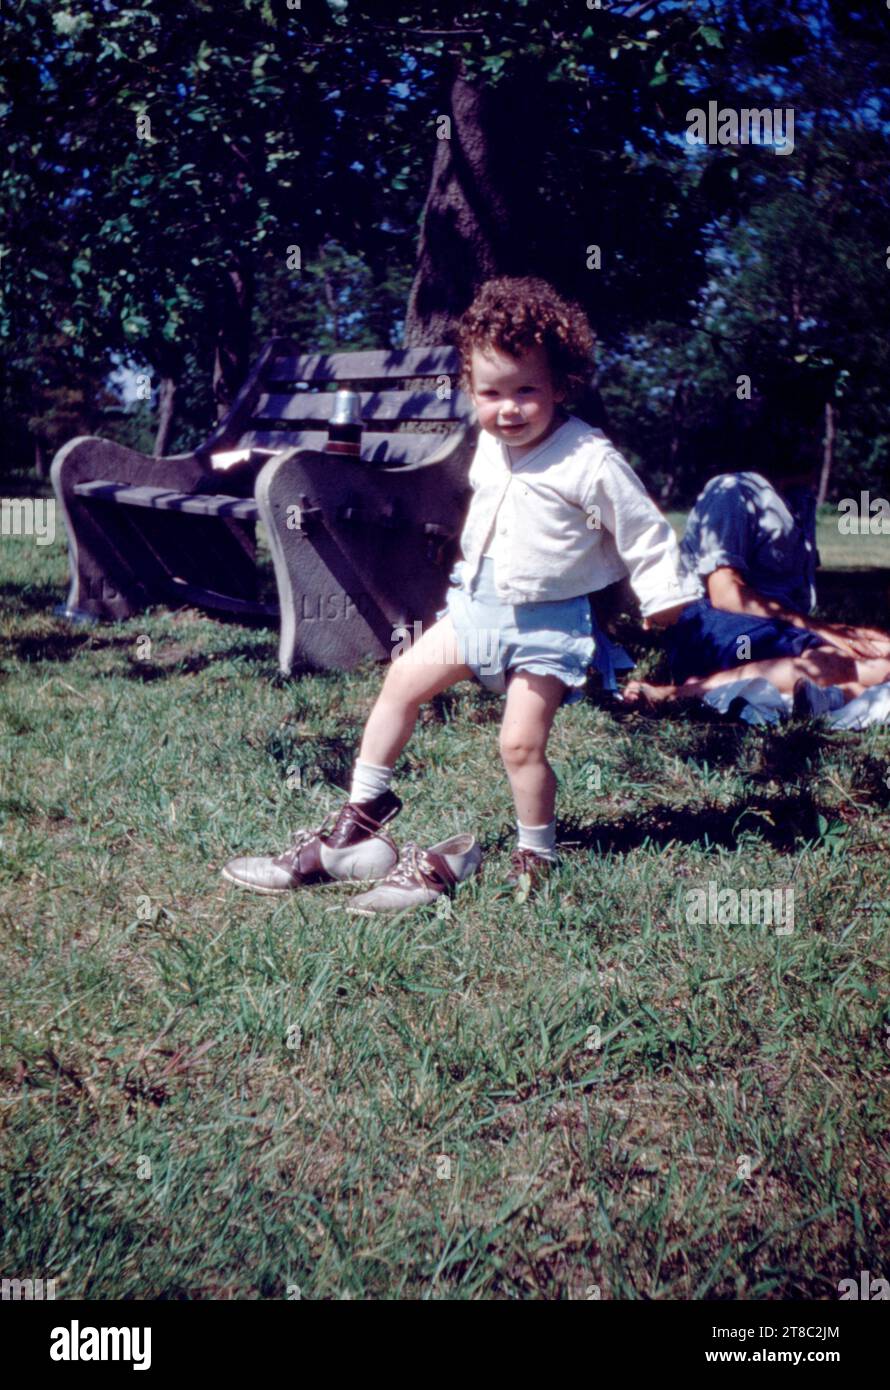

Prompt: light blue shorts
[{"left": 435, "top": 557, "right": 633, "bottom": 706}]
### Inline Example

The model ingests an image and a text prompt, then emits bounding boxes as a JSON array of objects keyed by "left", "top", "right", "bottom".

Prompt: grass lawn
[{"left": 2, "top": 481, "right": 888, "bottom": 1299}]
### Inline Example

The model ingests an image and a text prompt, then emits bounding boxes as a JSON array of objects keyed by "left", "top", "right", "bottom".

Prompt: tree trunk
[
  {"left": 153, "top": 376, "right": 178, "bottom": 457},
  {"left": 403, "top": 56, "right": 606, "bottom": 429},
  {"left": 817, "top": 399, "right": 836, "bottom": 506},
  {"left": 212, "top": 253, "right": 254, "bottom": 421},
  {"left": 34, "top": 437, "right": 47, "bottom": 481},
  {"left": 404, "top": 56, "right": 578, "bottom": 346}
]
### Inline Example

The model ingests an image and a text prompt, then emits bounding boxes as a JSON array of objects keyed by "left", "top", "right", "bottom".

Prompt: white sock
[
  {"left": 349, "top": 759, "right": 393, "bottom": 803},
  {"left": 517, "top": 819, "right": 557, "bottom": 859}
]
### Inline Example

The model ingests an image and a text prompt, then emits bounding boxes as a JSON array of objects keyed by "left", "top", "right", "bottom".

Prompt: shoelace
[
  {"left": 511, "top": 848, "right": 553, "bottom": 871},
  {"left": 384, "top": 841, "right": 445, "bottom": 889},
  {"left": 277, "top": 810, "right": 339, "bottom": 862}
]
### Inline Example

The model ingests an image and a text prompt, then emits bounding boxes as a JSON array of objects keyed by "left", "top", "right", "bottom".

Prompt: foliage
[{"left": 1, "top": 0, "right": 888, "bottom": 498}]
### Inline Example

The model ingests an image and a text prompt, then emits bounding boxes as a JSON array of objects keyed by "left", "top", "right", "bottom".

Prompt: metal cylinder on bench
[{"left": 325, "top": 389, "right": 363, "bottom": 458}]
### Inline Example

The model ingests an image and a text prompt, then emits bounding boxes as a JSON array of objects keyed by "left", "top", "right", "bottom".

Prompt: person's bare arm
[
  {"left": 641, "top": 601, "right": 693, "bottom": 630},
  {"left": 706, "top": 567, "right": 807, "bottom": 625},
  {"left": 706, "top": 566, "right": 890, "bottom": 658}
]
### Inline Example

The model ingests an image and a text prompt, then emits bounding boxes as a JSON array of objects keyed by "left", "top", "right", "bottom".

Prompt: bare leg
[
  {"left": 625, "top": 647, "right": 890, "bottom": 707},
  {"left": 498, "top": 670, "right": 567, "bottom": 824},
  {"left": 681, "top": 648, "right": 858, "bottom": 697},
  {"left": 358, "top": 613, "right": 473, "bottom": 766}
]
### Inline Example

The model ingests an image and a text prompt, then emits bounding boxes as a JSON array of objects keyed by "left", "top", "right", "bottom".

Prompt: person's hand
[
  {"left": 815, "top": 624, "right": 890, "bottom": 660},
  {"left": 642, "top": 602, "right": 689, "bottom": 631},
  {"left": 850, "top": 625, "right": 890, "bottom": 654}
]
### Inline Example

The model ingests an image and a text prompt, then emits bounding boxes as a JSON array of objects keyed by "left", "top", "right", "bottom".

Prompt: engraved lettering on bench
[{"left": 298, "top": 592, "right": 377, "bottom": 621}]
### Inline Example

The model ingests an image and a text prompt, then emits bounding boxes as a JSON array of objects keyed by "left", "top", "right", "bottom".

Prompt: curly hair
[{"left": 454, "top": 276, "right": 596, "bottom": 403}]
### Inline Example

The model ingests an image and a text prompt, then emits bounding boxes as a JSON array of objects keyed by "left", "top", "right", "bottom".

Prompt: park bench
[{"left": 51, "top": 340, "right": 476, "bottom": 673}]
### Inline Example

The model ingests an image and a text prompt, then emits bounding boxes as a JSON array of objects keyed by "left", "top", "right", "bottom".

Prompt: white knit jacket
[{"left": 456, "top": 412, "right": 702, "bottom": 616}]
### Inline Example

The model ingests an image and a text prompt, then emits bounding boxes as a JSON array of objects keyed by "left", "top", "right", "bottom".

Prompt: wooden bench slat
[
  {"left": 161, "top": 577, "right": 279, "bottom": 619},
  {"left": 73, "top": 481, "right": 260, "bottom": 520},
  {"left": 252, "top": 389, "right": 471, "bottom": 424},
  {"left": 264, "top": 347, "right": 460, "bottom": 384},
  {"left": 241, "top": 430, "right": 457, "bottom": 463},
  {"left": 236, "top": 430, "right": 329, "bottom": 454}
]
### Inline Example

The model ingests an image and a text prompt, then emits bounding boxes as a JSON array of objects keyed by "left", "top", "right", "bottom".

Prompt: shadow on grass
[
  {"left": 557, "top": 790, "right": 832, "bottom": 855},
  {"left": 817, "top": 568, "right": 890, "bottom": 609},
  {"left": 124, "top": 651, "right": 214, "bottom": 680},
  {"left": 0, "top": 595, "right": 279, "bottom": 671},
  {"left": 0, "top": 580, "right": 68, "bottom": 616},
  {"left": 264, "top": 730, "right": 356, "bottom": 791},
  {"left": 0, "top": 629, "right": 97, "bottom": 664},
  {"left": 664, "top": 722, "right": 830, "bottom": 779}
]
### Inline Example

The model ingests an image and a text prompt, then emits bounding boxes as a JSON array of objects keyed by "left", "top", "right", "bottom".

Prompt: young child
[{"left": 222, "top": 276, "right": 698, "bottom": 910}]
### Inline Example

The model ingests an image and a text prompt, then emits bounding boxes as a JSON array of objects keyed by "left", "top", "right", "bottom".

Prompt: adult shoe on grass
[
  {"left": 344, "top": 833, "right": 482, "bottom": 915},
  {"left": 221, "top": 789, "right": 401, "bottom": 895}
]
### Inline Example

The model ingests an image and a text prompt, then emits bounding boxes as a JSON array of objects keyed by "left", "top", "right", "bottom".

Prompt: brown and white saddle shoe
[
  {"left": 221, "top": 789, "right": 402, "bottom": 895},
  {"left": 344, "top": 833, "right": 482, "bottom": 915},
  {"left": 504, "top": 848, "right": 557, "bottom": 890}
]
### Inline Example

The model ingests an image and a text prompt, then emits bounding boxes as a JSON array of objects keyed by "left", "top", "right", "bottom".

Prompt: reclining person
[{"left": 624, "top": 386, "right": 890, "bottom": 714}]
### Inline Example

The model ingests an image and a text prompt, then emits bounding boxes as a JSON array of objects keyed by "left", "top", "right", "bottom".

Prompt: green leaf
[{"left": 699, "top": 25, "right": 723, "bottom": 48}]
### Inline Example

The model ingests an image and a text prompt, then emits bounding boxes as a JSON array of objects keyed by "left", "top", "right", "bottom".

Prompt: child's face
[{"left": 469, "top": 343, "right": 566, "bottom": 456}]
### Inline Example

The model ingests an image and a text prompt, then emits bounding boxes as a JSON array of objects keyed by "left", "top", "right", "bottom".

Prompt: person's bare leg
[
  {"left": 624, "top": 645, "right": 890, "bottom": 707},
  {"left": 498, "top": 670, "right": 567, "bottom": 824},
  {"left": 681, "top": 648, "right": 858, "bottom": 698},
  {"left": 358, "top": 613, "right": 473, "bottom": 767},
  {"left": 831, "top": 654, "right": 890, "bottom": 701}
]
